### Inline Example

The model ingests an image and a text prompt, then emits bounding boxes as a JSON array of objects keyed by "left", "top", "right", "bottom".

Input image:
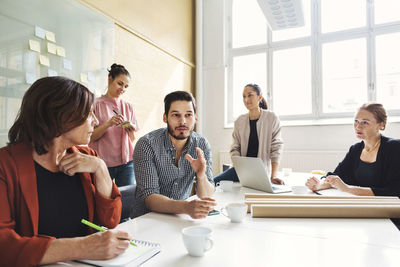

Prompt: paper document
[
  {"left": 35, "top": 26, "right": 46, "bottom": 39},
  {"left": 78, "top": 239, "right": 161, "bottom": 267}
]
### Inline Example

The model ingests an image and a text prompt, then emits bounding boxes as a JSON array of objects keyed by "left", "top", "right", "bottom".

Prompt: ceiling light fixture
[{"left": 257, "top": 0, "right": 305, "bottom": 31}]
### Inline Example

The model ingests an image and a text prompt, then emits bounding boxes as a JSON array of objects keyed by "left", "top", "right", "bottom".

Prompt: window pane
[
  {"left": 321, "top": 0, "right": 366, "bottom": 33},
  {"left": 272, "top": 46, "right": 311, "bottom": 116},
  {"left": 232, "top": 53, "right": 267, "bottom": 120},
  {"left": 375, "top": 0, "right": 400, "bottom": 25},
  {"left": 376, "top": 33, "right": 400, "bottom": 110},
  {"left": 232, "top": 0, "right": 267, "bottom": 48},
  {"left": 272, "top": 0, "right": 311, "bottom": 42},
  {"left": 322, "top": 39, "right": 367, "bottom": 113}
]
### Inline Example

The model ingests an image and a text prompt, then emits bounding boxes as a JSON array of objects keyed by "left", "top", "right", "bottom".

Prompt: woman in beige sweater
[{"left": 214, "top": 84, "right": 284, "bottom": 185}]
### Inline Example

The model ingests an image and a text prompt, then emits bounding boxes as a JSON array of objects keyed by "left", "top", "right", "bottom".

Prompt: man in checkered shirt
[{"left": 131, "top": 91, "right": 216, "bottom": 218}]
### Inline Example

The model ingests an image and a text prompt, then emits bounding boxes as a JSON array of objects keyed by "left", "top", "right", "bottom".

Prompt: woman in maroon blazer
[{"left": 0, "top": 77, "right": 129, "bottom": 266}]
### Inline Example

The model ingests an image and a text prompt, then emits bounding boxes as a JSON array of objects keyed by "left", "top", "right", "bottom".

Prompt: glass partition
[{"left": 0, "top": 0, "right": 114, "bottom": 146}]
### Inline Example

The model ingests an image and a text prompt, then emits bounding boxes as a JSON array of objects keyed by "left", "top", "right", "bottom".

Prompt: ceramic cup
[
  {"left": 221, "top": 202, "right": 247, "bottom": 223},
  {"left": 291, "top": 185, "right": 308, "bottom": 194},
  {"left": 216, "top": 180, "right": 233, "bottom": 192},
  {"left": 182, "top": 226, "right": 213, "bottom": 257}
]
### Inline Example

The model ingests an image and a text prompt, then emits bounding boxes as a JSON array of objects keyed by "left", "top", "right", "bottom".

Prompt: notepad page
[{"left": 78, "top": 240, "right": 161, "bottom": 267}]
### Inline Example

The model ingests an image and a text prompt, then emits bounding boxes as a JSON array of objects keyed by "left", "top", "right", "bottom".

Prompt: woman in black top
[
  {"left": 213, "top": 84, "right": 284, "bottom": 185},
  {"left": 306, "top": 103, "right": 400, "bottom": 197}
]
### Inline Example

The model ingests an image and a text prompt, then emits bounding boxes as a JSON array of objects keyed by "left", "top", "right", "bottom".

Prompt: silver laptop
[{"left": 231, "top": 156, "right": 292, "bottom": 193}]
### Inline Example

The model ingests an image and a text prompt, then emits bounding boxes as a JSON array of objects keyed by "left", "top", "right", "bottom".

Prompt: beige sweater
[{"left": 230, "top": 109, "right": 283, "bottom": 171}]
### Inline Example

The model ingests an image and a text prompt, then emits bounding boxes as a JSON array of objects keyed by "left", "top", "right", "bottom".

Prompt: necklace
[{"left": 364, "top": 138, "right": 381, "bottom": 153}]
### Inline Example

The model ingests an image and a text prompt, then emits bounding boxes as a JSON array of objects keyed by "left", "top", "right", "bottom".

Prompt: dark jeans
[
  {"left": 108, "top": 161, "right": 135, "bottom": 187},
  {"left": 213, "top": 167, "right": 239, "bottom": 185}
]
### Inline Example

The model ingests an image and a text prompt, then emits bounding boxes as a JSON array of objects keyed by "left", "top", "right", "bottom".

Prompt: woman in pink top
[{"left": 90, "top": 64, "right": 139, "bottom": 186}]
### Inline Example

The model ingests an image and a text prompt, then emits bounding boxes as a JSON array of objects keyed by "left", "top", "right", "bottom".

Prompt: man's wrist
[
  {"left": 196, "top": 173, "right": 207, "bottom": 181},
  {"left": 169, "top": 199, "right": 190, "bottom": 215},
  {"left": 182, "top": 201, "right": 190, "bottom": 215}
]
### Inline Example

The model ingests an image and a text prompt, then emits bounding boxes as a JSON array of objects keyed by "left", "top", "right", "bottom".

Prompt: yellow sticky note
[
  {"left": 311, "top": 170, "right": 326, "bottom": 175},
  {"left": 47, "top": 42, "right": 57, "bottom": 54},
  {"left": 29, "top": 40, "right": 40, "bottom": 53},
  {"left": 80, "top": 73, "right": 88, "bottom": 83},
  {"left": 56, "top": 46, "right": 66, "bottom": 57},
  {"left": 45, "top": 31, "right": 56, "bottom": 42},
  {"left": 39, "top": 55, "right": 50, "bottom": 67}
]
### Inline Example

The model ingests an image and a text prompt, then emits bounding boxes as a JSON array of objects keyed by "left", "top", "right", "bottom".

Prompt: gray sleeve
[
  {"left": 133, "top": 137, "right": 161, "bottom": 201},
  {"left": 201, "top": 138, "right": 214, "bottom": 183}
]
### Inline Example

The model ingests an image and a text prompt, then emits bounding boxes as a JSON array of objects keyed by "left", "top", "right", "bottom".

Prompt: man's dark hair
[{"left": 164, "top": 91, "right": 197, "bottom": 115}]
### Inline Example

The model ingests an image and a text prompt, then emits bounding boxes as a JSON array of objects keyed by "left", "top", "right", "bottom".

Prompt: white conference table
[{"left": 60, "top": 173, "right": 400, "bottom": 267}]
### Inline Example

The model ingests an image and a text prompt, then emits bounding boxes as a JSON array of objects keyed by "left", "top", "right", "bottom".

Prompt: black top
[
  {"left": 326, "top": 135, "right": 400, "bottom": 197},
  {"left": 35, "top": 161, "right": 89, "bottom": 238},
  {"left": 246, "top": 119, "right": 259, "bottom": 157},
  {"left": 355, "top": 160, "right": 377, "bottom": 187}
]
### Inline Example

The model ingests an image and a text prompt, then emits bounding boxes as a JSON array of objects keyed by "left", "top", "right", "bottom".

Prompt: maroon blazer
[{"left": 0, "top": 143, "right": 122, "bottom": 266}]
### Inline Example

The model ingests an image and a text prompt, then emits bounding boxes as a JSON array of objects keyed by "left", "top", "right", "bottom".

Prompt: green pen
[{"left": 81, "top": 219, "right": 136, "bottom": 246}]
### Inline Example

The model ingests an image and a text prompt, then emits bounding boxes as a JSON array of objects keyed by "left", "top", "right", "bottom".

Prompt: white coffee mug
[
  {"left": 216, "top": 180, "right": 233, "bottom": 192},
  {"left": 221, "top": 203, "right": 247, "bottom": 223},
  {"left": 182, "top": 226, "right": 213, "bottom": 257}
]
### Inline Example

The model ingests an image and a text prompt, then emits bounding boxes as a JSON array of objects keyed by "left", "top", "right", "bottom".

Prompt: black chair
[
  {"left": 223, "top": 163, "right": 232, "bottom": 172},
  {"left": 118, "top": 184, "right": 136, "bottom": 223}
]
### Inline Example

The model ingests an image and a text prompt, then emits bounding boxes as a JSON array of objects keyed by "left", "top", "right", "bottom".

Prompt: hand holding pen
[
  {"left": 113, "top": 110, "right": 136, "bottom": 130},
  {"left": 107, "top": 109, "right": 124, "bottom": 127},
  {"left": 112, "top": 110, "right": 136, "bottom": 142},
  {"left": 79, "top": 219, "right": 133, "bottom": 260},
  {"left": 82, "top": 219, "right": 136, "bottom": 246}
]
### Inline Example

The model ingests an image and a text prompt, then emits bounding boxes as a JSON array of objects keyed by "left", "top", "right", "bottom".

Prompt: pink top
[{"left": 89, "top": 95, "right": 139, "bottom": 167}]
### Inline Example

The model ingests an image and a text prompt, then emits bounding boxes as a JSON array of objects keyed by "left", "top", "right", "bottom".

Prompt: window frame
[{"left": 225, "top": 0, "right": 400, "bottom": 127}]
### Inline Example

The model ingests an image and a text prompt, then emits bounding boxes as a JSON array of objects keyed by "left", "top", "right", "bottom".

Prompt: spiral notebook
[{"left": 77, "top": 239, "right": 161, "bottom": 267}]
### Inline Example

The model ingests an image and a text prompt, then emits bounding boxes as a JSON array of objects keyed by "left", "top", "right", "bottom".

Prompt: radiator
[
  {"left": 279, "top": 150, "right": 346, "bottom": 172},
  {"left": 218, "top": 150, "right": 346, "bottom": 173}
]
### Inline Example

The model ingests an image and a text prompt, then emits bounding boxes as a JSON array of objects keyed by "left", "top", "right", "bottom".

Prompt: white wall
[{"left": 201, "top": 0, "right": 400, "bottom": 176}]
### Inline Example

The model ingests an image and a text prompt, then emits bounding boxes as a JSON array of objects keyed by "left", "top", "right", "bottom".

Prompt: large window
[
  {"left": 322, "top": 38, "right": 367, "bottom": 113},
  {"left": 226, "top": 0, "right": 400, "bottom": 125},
  {"left": 273, "top": 46, "right": 311, "bottom": 116}
]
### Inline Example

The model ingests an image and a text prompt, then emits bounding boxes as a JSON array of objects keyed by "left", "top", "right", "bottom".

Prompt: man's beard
[{"left": 167, "top": 123, "right": 193, "bottom": 140}]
